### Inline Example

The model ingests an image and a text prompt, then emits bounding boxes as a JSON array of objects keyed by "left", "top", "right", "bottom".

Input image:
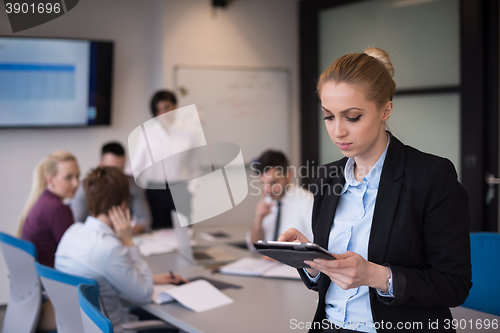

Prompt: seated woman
[
  {"left": 18, "top": 150, "right": 79, "bottom": 267},
  {"left": 56, "top": 166, "right": 187, "bottom": 333}
]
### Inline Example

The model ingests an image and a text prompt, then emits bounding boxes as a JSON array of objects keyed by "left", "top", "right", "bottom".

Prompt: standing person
[
  {"left": 18, "top": 150, "right": 79, "bottom": 268},
  {"left": 56, "top": 166, "right": 187, "bottom": 333},
  {"left": 133, "top": 90, "right": 201, "bottom": 229},
  {"left": 249, "top": 150, "right": 313, "bottom": 245},
  {"left": 71, "top": 141, "right": 151, "bottom": 234},
  {"left": 279, "top": 48, "right": 472, "bottom": 332}
]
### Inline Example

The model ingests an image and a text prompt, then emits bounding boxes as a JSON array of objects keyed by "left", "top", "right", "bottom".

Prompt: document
[
  {"left": 152, "top": 280, "right": 234, "bottom": 312},
  {"left": 219, "top": 257, "right": 300, "bottom": 279},
  {"left": 134, "top": 229, "right": 195, "bottom": 257}
]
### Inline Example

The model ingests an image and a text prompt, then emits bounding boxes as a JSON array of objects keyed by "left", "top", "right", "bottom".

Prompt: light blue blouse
[{"left": 306, "top": 136, "right": 392, "bottom": 332}]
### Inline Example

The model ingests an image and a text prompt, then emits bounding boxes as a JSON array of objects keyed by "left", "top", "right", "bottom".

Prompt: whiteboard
[{"left": 174, "top": 66, "right": 290, "bottom": 165}]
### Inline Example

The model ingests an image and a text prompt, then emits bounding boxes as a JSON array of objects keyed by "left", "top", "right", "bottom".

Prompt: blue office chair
[
  {"left": 0, "top": 231, "right": 42, "bottom": 333},
  {"left": 35, "top": 263, "right": 171, "bottom": 332},
  {"left": 35, "top": 263, "right": 98, "bottom": 333},
  {"left": 462, "top": 232, "right": 500, "bottom": 316},
  {"left": 77, "top": 284, "right": 113, "bottom": 333}
]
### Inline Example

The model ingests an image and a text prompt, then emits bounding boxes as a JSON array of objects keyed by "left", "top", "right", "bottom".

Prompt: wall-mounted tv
[{"left": 0, "top": 36, "right": 113, "bottom": 127}]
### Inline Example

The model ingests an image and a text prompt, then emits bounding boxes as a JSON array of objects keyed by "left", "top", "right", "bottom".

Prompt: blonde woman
[
  {"left": 18, "top": 150, "right": 80, "bottom": 267},
  {"left": 280, "top": 48, "right": 471, "bottom": 332}
]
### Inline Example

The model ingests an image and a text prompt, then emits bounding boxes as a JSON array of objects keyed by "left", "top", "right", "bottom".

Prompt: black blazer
[{"left": 298, "top": 135, "right": 472, "bottom": 332}]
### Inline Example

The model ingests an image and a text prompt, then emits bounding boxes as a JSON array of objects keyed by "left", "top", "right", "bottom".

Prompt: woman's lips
[{"left": 336, "top": 142, "right": 352, "bottom": 150}]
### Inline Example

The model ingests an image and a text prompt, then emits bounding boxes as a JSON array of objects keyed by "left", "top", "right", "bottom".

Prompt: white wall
[
  {"left": 158, "top": 0, "right": 300, "bottom": 226},
  {"left": 0, "top": 0, "right": 299, "bottom": 304}
]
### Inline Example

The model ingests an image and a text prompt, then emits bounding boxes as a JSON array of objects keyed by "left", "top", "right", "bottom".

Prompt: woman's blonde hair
[
  {"left": 317, "top": 47, "right": 396, "bottom": 109},
  {"left": 17, "top": 150, "right": 77, "bottom": 236}
]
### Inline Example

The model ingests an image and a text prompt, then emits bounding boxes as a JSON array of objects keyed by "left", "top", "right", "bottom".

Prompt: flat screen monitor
[{"left": 0, "top": 36, "right": 113, "bottom": 127}]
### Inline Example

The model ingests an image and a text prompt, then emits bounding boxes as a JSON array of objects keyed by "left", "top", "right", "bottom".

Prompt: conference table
[
  {"left": 139, "top": 224, "right": 500, "bottom": 333},
  {"left": 141, "top": 224, "right": 318, "bottom": 333}
]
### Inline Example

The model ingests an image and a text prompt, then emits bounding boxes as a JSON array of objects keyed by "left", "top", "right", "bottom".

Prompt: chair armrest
[{"left": 122, "top": 320, "right": 176, "bottom": 331}]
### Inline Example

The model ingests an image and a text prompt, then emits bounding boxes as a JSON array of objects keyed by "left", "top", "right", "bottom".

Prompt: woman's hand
[
  {"left": 108, "top": 206, "right": 133, "bottom": 247},
  {"left": 278, "top": 228, "right": 320, "bottom": 277},
  {"left": 153, "top": 273, "right": 189, "bottom": 285},
  {"left": 304, "top": 251, "right": 391, "bottom": 291},
  {"left": 278, "top": 228, "right": 311, "bottom": 243}
]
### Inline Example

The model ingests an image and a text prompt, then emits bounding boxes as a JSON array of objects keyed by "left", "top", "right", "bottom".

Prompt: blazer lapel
[
  {"left": 368, "top": 135, "right": 405, "bottom": 264},
  {"left": 314, "top": 164, "right": 346, "bottom": 249}
]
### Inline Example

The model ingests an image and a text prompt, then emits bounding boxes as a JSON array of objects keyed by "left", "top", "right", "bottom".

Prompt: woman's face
[
  {"left": 320, "top": 81, "right": 392, "bottom": 162},
  {"left": 46, "top": 160, "right": 80, "bottom": 199}
]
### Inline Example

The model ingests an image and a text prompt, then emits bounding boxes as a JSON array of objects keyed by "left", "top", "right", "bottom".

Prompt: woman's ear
[
  {"left": 45, "top": 175, "right": 53, "bottom": 189},
  {"left": 381, "top": 101, "right": 393, "bottom": 122}
]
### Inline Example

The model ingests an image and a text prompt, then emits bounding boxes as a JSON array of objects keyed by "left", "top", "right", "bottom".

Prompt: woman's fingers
[
  {"left": 125, "top": 208, "right": 131, "bottom": 223},
  {"left": 278, "top": 228, "right": 310, "bottom": 243},
  {"left": 108, "top": 206, "right": 130, "bottom": 229},
  {"left": 306, "top": 252, "right": 371, "bottom": 290},
  {"left": 108, "top": 207, "right": 119, "bottom": 227}
]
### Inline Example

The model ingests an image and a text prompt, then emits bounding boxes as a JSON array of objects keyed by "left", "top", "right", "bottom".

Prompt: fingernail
[
  {"left": 303, "top": 260, "right": 311, "bottom": 264},
  {"left": 314, "top": 259, "right": 321, "bottom": 263}
]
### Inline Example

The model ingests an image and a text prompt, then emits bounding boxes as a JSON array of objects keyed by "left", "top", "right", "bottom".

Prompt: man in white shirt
[
  {"left": 249, "top": 150, "right": 314, "bottom": 245},
  {"left": 128, "top": 90, "right": 203, "bottom": 229},
  {"left": 56, "top": 166, "right": 187, "bottom": 333}
]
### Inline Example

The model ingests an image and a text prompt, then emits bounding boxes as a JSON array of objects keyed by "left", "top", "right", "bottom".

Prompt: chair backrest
[
  {"left": 0, "top": 231, "right": 42, "bottom": 333},
  {"left": 35, "top": 262, "right": 98, "bottom": 333},
  {"left": 462, "top": 232, "right": 500, "bottom": 316},
  {"left": 78, "top": 284, "right": 113, "bottom": 333}
]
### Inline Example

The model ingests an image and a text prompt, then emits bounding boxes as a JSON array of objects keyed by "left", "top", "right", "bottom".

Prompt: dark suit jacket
[{"left": 298, "top": 134, "right": 472, "bottom": 332}]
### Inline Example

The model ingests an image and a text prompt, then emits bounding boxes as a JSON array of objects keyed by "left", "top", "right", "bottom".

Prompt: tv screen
[{"left": 0, "top": 37, "right": 113, "bottom": 127}]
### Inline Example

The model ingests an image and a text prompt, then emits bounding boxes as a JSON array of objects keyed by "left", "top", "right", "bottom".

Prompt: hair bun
[{"left": 364, "top": 47, "right": 394, "bottom": 78}]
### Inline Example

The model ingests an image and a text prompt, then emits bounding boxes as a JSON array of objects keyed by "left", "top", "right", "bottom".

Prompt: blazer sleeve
[
  {"left": 298, "top": 268, "right": 320, "bottom": 291},
  {"left": 377, "top": 158, "right": 472, "bottom": 307}
]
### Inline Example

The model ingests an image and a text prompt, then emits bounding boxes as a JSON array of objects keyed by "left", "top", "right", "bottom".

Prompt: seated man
[
  {"left": 56, "top": 166, "right": 187, "bottom": 332},
  {"left": 71, "top": 142, "right": 151, "bottom": 234},
  {"left": 249, "top": 150, "right": 314, "bottom": 245}
]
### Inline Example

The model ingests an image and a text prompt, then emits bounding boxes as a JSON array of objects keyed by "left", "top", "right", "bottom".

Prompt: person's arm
[
  {"left": 304, "top": 251, "right": 391, "bottom": 293},
  {"left": 250, "top": 195, "right": 273, "bottom": 244},
  {"left": 104, "top": 244, "right": 154, "bottom": 304},
  {"left": 104, "top": 206, "right": 153, "bottom": 303},
  {"left": 69, "top": 185, "right": 89, "bottom": 223},
  {"left": 377, "top": 158, "right": 472, "bottom": 307},
  {"left": 305, "top": 159, "right": 471, "bottom": 306}
]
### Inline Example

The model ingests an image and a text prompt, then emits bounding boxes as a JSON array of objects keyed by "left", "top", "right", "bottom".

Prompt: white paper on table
[
  {"left": 219, "top": 257, "right": 279, "bottom": 276},
  {"left": 152, "top": 284, "right": 177, "bottom": 304},
  {"left": 262, "top": 263, "right": 300, "bottom": 279},
  {"left": 134, "top": 229, "right": 194, "bottom": 257},
  {"left": 220, "top": 257, "right": 300, "bottom": 279},
  {"left": 156, "top": 280, "right": 233, "bottom": 313}
]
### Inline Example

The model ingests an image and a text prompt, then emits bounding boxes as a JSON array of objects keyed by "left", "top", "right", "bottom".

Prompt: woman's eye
[
  {"left": 324, "top": 115, "right": 334, "bottom": 121},
  {"left": 347, "top": 115, "right": 362, "bottom": 122}
]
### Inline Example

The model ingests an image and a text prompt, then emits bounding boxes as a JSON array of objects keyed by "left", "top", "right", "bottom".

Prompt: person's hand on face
[
  {"left": 108, "top": 206, "right": 133, "bottom": 247},
  {"left": 255, "top": 192, "right": 274, "bottom": 219}
]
